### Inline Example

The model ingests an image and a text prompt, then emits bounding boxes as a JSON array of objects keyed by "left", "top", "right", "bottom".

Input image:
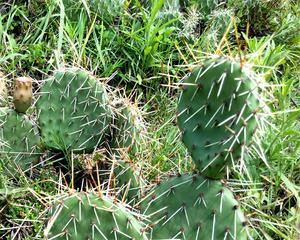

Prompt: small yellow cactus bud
[{"left": 13, "top": 77, "right": 33, "bottom": 113}]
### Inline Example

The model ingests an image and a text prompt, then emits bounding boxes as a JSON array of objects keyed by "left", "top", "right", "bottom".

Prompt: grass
[{"left": 0, "top": 0, "right": 299, "bottom": 239}]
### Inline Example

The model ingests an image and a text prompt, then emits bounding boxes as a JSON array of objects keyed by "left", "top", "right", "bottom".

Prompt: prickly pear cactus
[
  {"left": 112, "top": 156, "right": 146, "bottom": 201},
  {"left": 0, "top": 73, "right": 8, "bottom": 107},
  {"left": 36, "top": 69, "right": 111, "bottom": 152},
  {"left": 142, "top": 174, "right": 248, "bottom": 239},
  {"left": 13, "top": 77, "right": 33, "bottom": 113},
  {"left": 111, "top": 97, "right": 147, "bottom": 152},
  {"left": 0, "top": 108, "right": 40, "bottom": 172},
  {"left": 177, "top": 58, "right": 261, "bottom": 178},
  {"left": 45, "top": 192, "right": 148, "bottom": 239}
]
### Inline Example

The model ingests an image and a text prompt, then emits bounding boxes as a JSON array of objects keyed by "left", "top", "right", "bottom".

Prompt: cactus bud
[{"left": 13, "top": 77, "right": 33, "bottom": 113}]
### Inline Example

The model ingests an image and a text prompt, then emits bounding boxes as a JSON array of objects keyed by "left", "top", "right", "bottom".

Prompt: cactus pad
[
  {"left": 177, "top": 58, "right": 260, "bottom": 178},
  {"left": 0, "top": 108, "right": 40, "bottom": 172},
  {"left": 111, "top": 97, "right": 147, "bottom": 152},
  {"left": 111, "top": 157, "right": 146, "bottom": 201},
  {"left": 45, "top": 192, "right": 147, "bottom": 239},
  {"left": 36, "top": 69, "right": 111, "bottom": 152},
  {"left": 142, "top": 174, "right": 248, "bottom": 239}
]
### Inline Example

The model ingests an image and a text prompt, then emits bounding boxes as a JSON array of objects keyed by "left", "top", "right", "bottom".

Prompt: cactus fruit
[
  {"left": 0, "top": 108, "right": 40, "bottom": 173},
  {"left": 13, "top": 77, "right": 33, "bottom": 113},
  {"left": 0, "top": 73, "right": 8, "bottom": 107},
  {"left": 111, "top": 97, "right": 147, "bottom": 152},
  {"left": 36, "top": 69, "right": 111, "bottom": 152},
  {"left": 45, "top": 192, "right": 148, "bottom": 239},
  {"left": 141, "top": 174, "right": 248, "bottom": 239},
  {"left": 177, "top": 58, "right": 261, "bottom": 178}
]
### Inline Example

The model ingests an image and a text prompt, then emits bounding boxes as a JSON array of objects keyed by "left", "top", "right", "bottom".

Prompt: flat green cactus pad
[
  {"left": 0, "top": 108, "right": 40, "bottom": 172},
  {"left": 36, "top": 69, "right": 111, "bottom": 152},
  {"left": 45, "top": 192, "right": 148, "bottom": 240},
  {"left": 141, "top": 174, "right": 248, "bottom": 239},
  {"left": 113, "top": 159, "right": 146, "bottom": 201},
  {"left": 111, "top": 97, "right": 147, "bottom": 153},
  {"left": 177, "top": 58, "right": 260, "bottom": 178}
]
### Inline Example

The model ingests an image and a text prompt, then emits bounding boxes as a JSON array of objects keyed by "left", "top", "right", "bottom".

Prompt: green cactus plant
[
  {"left": 177, "top": 57, "right": 262, "bottom": 178},
  {"left": 36, "top": 69, "right": 111, "bottom": 153},
  {"left": 45, "top": 192, "right": 148, "bottom": 239},
  {"left": 0, "top": 108, "right": 40, "bottom": 173},
  {"left": 111, "top": 96, "right": 147, "bottom": 153},
  {"left": 108, "top": 151, "right": 146, "bottom": 201},
  {"left": 113, "top": 160, "right": 146, "bottom": 201},
  {"left": 141, "top": 174, "right": 248, "bottom": 239}
]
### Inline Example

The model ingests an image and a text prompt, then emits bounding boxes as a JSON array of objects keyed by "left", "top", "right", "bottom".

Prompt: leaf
[{"left": 280, "top": 174, "right": 300, "bottom": 208}]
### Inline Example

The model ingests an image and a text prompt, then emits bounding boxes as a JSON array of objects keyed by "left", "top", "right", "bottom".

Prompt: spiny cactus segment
[
  {"left": 0, "top": 108, "right": 40, "bottom": 173},
  {"left": 36, "top": 69, "right": 111, "bottom": 152},
  {"left": 111, "top": 97, "right": 147, "bottom": 152},
  {"left": 108, "top": 152, "right": 146, "bottom": 202},
  {"left": 45, "top": 192, "right": 148, "bottom": 240},
  {"left": 141, "top": 174, "right": 248, "bottom": 239},
  {"left": 177, "top": 57, "right": 262, "bottom": 178}
]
